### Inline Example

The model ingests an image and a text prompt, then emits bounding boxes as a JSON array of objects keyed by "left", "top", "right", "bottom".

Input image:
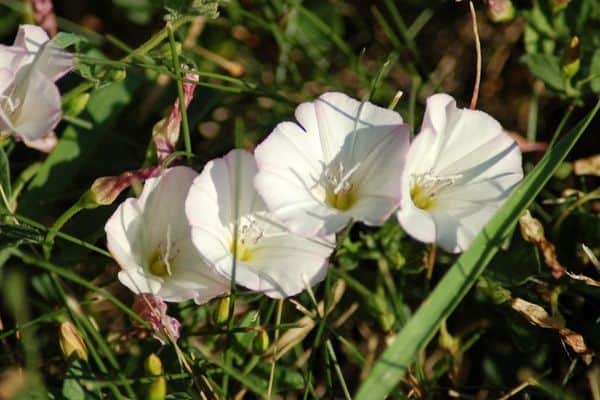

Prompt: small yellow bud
[
  {"left": 144, "top": 354, "right": 166, "bottom": 400},
  {"left": 59, "top": 321, "right": 88, "bottom": 362},
  {"left": 561, "top": 36, "right": 581, "bottom": 79},
  {"left": 144, "top": 353, "right": 164, "bottom": 376},
  {"left": 214, "top": 296, "right": 231, "bottom": 325}
]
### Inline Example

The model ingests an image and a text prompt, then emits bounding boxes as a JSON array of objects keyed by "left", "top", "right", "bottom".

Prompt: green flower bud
[
  {"left": 252, "top": 328, "right": 270, "bottom": 354},
  {"left": 110, "top": 69, "right": 127, "bottom": 82},
  {"left": 65, "top": 93, "right": 90, "bottom": 117}
]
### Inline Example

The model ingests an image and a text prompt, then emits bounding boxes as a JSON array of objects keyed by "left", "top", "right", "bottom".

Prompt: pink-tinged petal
[
  {"left": 22, "top": 130, "right": 57, "bottom": 153},
  {"left": 13, "top": 25, "right": 73, "bottom": 81},
  {"left": 14, "top": 25, "right": 49, "bottom": 52},
  {"left": 31, "top": 41, "right": 73, "bottom": 81},
  {"left": 11, "top": 69, "right": 62, "bottom": 141}
]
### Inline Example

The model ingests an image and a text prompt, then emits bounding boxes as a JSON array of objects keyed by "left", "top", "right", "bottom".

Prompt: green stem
[
  {"left": 267, "top": 299, "right": 284, "bottom": 398},
  {"left": 11, "top": 249, "right": 148, "bottom": 327},
  {"left": 167, "top": 21, "right": 193, "bottom": 161},
  {"left": 43, "top": 200, "right": 85, "bottom": 259}
]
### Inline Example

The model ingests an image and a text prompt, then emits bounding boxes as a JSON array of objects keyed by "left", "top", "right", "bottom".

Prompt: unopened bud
[
  {"left": 110, "top": 69, "right": 127, "bottom": 82},
  {"left": 85, "top": 167, "right": 161, "bottom": 207},
  {"left": 561, "top": 36, "right": 580, "bottom": 79},
  {"left": 144, "top": 353, "right": 163, "bottom": 376},
  {"left": 519, "top": 210, "right": 545, "bottom": 243},
  {"left": 215, "top": 296, "right": 231, "bottom": 325},
  {"left": 252, "top": 328, "right": 270, "bottom": 354},
  {"left": 144, "top": 353, "right": 166, "bottom": 400},
  {"left": 159, "top": 42, "right": 181, "bottom": 60},
  {"left": 487, "top": 0, "right": 516, "bottom": 23},
  {"left": 65, "top": 93, "right": 90, "bottom": 117},
  {"left": 59, "top": 321, "right": 88, "bottom": 361}
]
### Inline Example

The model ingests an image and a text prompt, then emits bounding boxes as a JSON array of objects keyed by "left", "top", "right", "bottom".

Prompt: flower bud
[
  {"left": 561, "top": 36, "right": 580, "bottom": 79},
  {"left": 85, "top": 167, "right": 161, "bottom": 207},
  {"left": 159, "top": 42, "right": 181, "bottom": 60},
  {"left": 65, "top": 93, "right": 90, "bottom": 117},
  {"left": 144, "top": 353, "right": 166, "bottom": 400},
  {"left": 132, "top": 294, "right": 181, "bottom": 344},
  {"left": 110, "top": 69, "right": 127, "bottom": 82},
  {"left": 486, "top": 0, "right": 516, "bottom": 23},
  {"left": 59, "top": 321, "right": 88, "bottom": 361},
  {"left": 252, "top": 328, "right": 270, "bottom": 354},
  {"left": 214, "top": 296, "right": 231, "bottom": 325}
]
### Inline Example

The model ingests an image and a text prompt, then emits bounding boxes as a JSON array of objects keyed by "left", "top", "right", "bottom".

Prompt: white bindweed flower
[
  {"left": 0, "top": 24, "right": 72, "bottom": 151},
  {"left": 396, "top": 93, "right": 523, "bottom": 253},
  {"left": 185, "top": 149, "right": 335, "bottom": 299},
  {"left": 105, "top": 166, "right": 229, "bottom": 303},
  {"left": 254, "top": 92, "right": 410, "bottom": 236}
]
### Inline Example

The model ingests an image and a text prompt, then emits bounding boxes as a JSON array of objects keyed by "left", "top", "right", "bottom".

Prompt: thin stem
[
  {"left": 16, "top": 214, "right": 111, "bottom": 258},
  {"left": 469, "top": 1, "right": 482, "bottom": 110},
  {"left": 167, "top": 21, "right": 193, "bottom": 161},
  {"left": 303, "top": 279, "right": 352, "bottom": 400},
  {"left": 11, "top": 249, "right": 148, "bottom": 327},
  {"left": 267, "top": 299, "right": 284, "bottom": 398},
  {"left": 43, "top": 201, "right": 84, "bottom": 259}
]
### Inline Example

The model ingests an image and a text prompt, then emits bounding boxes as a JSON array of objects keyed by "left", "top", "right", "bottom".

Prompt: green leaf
[
  {"left": 355, "top": 99, "right": 600, "bottom": 399},
  {"left": 0, "top": 146, "right": 11, "bottom": 211},
  {"left": 62, "top": 379, "right": 85, "bottom": 400},
  {"left": 0, "top": 223, "right": 45, "bottom": 249},
  {"left": 52, "top": 32, "right": 87, "bottom": 49},
  {"left": 521, "top": 53, "right": 565, "bottom": 91},
  {"left": 18, "top": 77, "right": 142, "bottom": 218},
  {"left": 589, "top": 50, "right": 600, "bottom": 94}
]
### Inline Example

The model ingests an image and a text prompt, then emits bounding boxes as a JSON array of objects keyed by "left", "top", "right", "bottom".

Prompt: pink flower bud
[
  {"left": 88, "top": 166, "right": 161, "bottom": 206},
  {"left": 153, "top": 68, "right": 199, "bottom": 162},
  {"left": 31, "top": 0, "right": 58, "bottom": 37},
  {"left": 132, "top": 294, "right": 181, "bottom": 344}
]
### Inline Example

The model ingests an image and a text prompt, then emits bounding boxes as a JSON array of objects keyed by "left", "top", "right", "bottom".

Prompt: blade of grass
[{"left": 355, "top": 99, "right": 600, "bottom": 399}]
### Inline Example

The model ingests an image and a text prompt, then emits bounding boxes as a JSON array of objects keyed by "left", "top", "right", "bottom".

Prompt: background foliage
[{"left": 0, "top": 0, "right": 599, "bottom": 398}]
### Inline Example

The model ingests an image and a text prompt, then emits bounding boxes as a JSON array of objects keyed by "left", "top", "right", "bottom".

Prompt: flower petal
[{"left": 11, "top": 69, "right": 62, "bottom": 141}]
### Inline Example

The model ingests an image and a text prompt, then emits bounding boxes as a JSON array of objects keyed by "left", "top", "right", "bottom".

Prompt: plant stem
[{"left": 167, "top": 21, "right": 193, "bottom": 162}]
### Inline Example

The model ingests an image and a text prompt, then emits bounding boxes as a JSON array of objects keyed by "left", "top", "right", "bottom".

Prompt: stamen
[
  {"left": 410, "top": 171, "right": 463, "bottom": 210},
  {"left": 231, "top": 216, "right": 264, "bottom": 262}
]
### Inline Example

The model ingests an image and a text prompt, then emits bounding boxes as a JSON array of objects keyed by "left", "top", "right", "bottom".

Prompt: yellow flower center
[
  {"left": 230, "top": 216, "right": 263, "bottom": 262},
  {"left": 326, "top": 189, "right": 355, "bottom": 211},
  {"left": 147, "top": 249, "right": 172, "bottom": 277},
  {"left": 410, "top": 184, "right": 435, "bottom": 210},
  {"left": 322, "top": 161, "right": 359, "bottom": 211},
  {"left": 410, "top": 172, "right": 463, "bottom": 210}
]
